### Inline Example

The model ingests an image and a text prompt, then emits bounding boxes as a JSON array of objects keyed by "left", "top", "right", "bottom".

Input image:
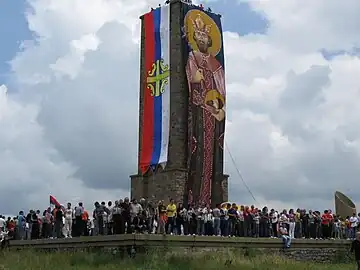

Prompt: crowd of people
[
  {"left": 0, "top": 198, "right": 359, "bottom": 244},
  {"left": 157, "top": 0, "right": 212, "bottom": 12}
]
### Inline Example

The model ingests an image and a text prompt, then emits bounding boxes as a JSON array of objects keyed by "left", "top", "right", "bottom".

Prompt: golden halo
[{"left": 184, "top": 9, "right": 222, "bottom": 56}]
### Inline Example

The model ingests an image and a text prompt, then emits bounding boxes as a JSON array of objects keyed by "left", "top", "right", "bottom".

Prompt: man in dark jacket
[
  {"left": 54, "top": 205, "right": 63, "bottom": 238},
  {"left": 350, "top": 231, "right": 360, "bottom": 269},
  {"left": 93, "top": 202, "right": 109, "bottom": 235},
  {"left": 121, "top": 198, "right": 131, "bottom": 234}
]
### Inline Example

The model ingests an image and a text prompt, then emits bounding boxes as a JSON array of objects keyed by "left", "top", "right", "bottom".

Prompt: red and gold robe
[{"left": 186, "top": 50, "right": 226, "bottom": 206}]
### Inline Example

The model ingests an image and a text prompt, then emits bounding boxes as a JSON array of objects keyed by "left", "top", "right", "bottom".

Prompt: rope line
[{"left": 225, "top": 140, "right": 258, "bottom": 204}]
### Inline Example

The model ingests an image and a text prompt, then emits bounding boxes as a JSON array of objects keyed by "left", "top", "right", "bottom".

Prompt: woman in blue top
[{"left": 17, "top": 211, "right": 26, "bottom": 240}]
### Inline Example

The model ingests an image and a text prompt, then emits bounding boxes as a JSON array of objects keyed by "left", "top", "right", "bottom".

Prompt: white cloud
[
  {"left": 242, "top": 0, "right": 360, "bottom": 53},
  {"left": 1, "top": 0, "right": 360, "bottom": 215},
  {"left": 50, "top": 33, "right": 100, "bottom": 79}
]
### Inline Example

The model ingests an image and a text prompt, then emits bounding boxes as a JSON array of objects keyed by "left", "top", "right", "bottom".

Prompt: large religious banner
[
  {"left": 139, "top": 6, "right": 171, "bottom": 175},
  {"left": 183, "top": 6, "right": 226, "bottom": 205}
]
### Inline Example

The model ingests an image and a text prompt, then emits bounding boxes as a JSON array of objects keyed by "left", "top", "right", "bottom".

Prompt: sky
[
  {"left": 1, "top": 0, "right": 360, "bottom": 215},
  {"left": 0, "top": 0, "right": 32, "bottom": 85}
]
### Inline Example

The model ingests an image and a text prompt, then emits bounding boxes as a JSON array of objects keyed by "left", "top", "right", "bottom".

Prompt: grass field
[{"left": 0, "top": 250, "right": 355, "bottom": 270}]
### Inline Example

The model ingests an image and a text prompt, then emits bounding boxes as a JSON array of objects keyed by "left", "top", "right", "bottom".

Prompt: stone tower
[{"left": 130, "top": 0, "right": 229, "bottom": 206}]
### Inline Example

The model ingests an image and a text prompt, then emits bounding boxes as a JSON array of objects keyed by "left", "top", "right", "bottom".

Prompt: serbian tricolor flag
[
  {"left": 140, "top": 6, "right": 171, "bottom": 174},
  {"left": 50, "top": 195, "right": 60, "bottom": 207}
]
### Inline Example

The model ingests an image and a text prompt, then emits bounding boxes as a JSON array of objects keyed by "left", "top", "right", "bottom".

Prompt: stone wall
[
  {"left": 155, "top": 247, "right": 351, "bottom": 264},
  {"left": 222, "top": 175, "right": 229, "bottom": 202},
  {"left": 131, "top": 169, "right": 187, "bottom": 205},
  {"left": 280, "top": 248, "right": 350, "bottom": 263}
]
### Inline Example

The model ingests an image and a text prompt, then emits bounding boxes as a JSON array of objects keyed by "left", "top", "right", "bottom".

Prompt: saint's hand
[
  {"left": 205, "top": 104, "right": 219, "bottom": 114},
  {"left": 193, "top": 69, "right": 204, "bottom": 83},
  {"left": 205, "top": 104, "right": 225, "bottom": 121}
]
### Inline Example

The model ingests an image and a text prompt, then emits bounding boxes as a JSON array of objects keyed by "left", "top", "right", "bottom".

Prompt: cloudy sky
[{"left": 1, "top": 0, "right": 360, "bottom": 215}]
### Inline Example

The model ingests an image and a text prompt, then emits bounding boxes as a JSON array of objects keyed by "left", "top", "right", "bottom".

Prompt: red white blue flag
[{"left": 140, "top": 6, "right": 170, "bottom": 174}]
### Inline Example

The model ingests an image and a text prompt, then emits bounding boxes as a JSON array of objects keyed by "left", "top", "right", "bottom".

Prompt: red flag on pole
[{"left": 50, "top": 195, "right": 60, "bottom": 207}]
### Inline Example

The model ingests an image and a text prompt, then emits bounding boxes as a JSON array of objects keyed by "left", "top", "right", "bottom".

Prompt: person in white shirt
[
  {"left": 187, "top": 205, "right": 196, "bottom": 235},
  {"left": 279, "top": 224, "right": 291, "bottom": 249},
  {"left": 237, "top": 207, "right": 244, "bottom": 237},
  {"left": 333, "top": 217, "right": 341, "bottom": 239},
  {"left": 90, "top": 219, "right": 95, "bottom": 236},
  {"left": 0, "top": 216, "right": 5, "bottom": 232},
  {"left": 279, "top": 211, "right": 289, "bottom": 224},
  {"left": 130, "top": 200, "right": 143, "bottom": 222},
  {"left": 204, "top": 207, "right": 213, "bottom": 236},
  {"left": 270, "top": 209, "right": 278, "bottom": 238},
  {"left": 221, "top": 206, "right": 229, "bottom": 236},
  {"left": 253, "top": 211, "right": 260, "bottom": 238},
  {"left": 212, "top": 205, "right": 221, "bottom": 236},
  {"left": 196, "top": 205, "right": 205, "bottom": 236},
  {"left": 106, "top": 201, "right": 113, "bottom": 235},
  {"left": 350, "top": 213, "right": 358, "bottom": 239},
  {"left": 64, "top": 203, "right": 73, "bottom": 238}
]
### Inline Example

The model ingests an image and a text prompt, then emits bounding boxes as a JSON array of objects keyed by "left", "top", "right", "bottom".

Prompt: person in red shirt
[
  {"left": 6, "top": 219, "right": 15, "bottom": 239},
  {"left": 243, "top": 206, "right": 250, "bottom": 237},
  {"left": 82, "top": 210, "right": 89, "bottom": 236},
  {"left": 321, "top": 210, "right": 333, "bottom": 239}
]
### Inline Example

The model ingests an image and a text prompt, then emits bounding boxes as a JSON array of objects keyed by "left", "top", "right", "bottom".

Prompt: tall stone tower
[{"left": 130, "top": 0, "right": 228, "bottom": 206}]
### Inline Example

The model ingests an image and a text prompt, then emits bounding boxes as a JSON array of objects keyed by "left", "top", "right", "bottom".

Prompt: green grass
[{"left": 0, "top": 249, "right": 355, "bottom": 270}]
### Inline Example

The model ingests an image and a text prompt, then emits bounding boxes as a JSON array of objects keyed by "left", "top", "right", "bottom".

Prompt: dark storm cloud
[
  {"left": 279, "top": 65, "right": 330, "bottom": 110},
  {"left": 270, "top": 65, "right": 331, "bottom": 140}
]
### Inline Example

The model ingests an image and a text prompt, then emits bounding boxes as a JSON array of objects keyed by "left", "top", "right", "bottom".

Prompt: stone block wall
[
  {"left": 221, "top": 174, "right": 229, "bottom": 202},
  {"left": 167, "top": 0, "right": 189, "bottom": 171},
  {"left": 166, "top": 247, "right": 351, "bottom": 264},
  {"left": 281, "top": 248, "right": 350, "bottom": 263},
  {"left": 131, "top": 169, "right": 187, "bottom": 205}
]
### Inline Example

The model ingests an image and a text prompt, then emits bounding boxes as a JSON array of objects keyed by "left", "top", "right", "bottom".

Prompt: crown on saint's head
[{"left": 191, "top": 14, "right": 211, "bottom": 34}]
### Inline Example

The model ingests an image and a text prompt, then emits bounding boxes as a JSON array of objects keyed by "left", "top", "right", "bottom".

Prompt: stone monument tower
[{"left": 130, "top": 0, "right": 228, "bottom": 206}]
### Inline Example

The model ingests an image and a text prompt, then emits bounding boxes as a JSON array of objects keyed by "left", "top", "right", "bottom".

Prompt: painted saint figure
[{"left": 184, "top": 10, "right": 226, "bottom": 206}]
